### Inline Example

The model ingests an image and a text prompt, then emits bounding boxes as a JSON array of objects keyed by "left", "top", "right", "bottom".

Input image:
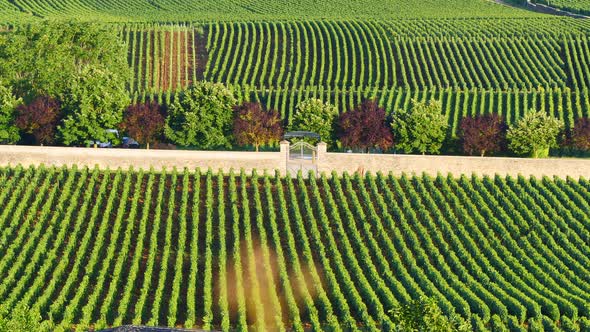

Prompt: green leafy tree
[
  {"left": 291, "top": 98, "right": 338, "bottom": 146},
  {"left": 0, "top": 82, "right": 21, "bottom": 144},
  {"left": 0, "top": 303, "right": 51, "bottom": 332},
  {"left": 58, "top": 68, "right": 130, "bottom": 146},
  {"left": 389, "top": 297, "right": 471, "bottom": 332},
  {"left": 507, "top": 110, "right": 564, "bottom": 158},
  {"left": 392, "top": 99, "right": 448, "bottom": 154},
  {"left": 165, "top": 82, "right": 237, "bottom": 148},
  {"left": 0, "top": 21, "right": 130, "bottom": 103},
  {"left": 0, "top": 21, "right": 130, "bottom": 146}
]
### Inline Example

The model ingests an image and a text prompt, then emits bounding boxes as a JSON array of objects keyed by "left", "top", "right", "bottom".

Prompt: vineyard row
[
  {"left": 0, "top": 165, "right": 589, "bottom": 330},
  {"left": 121, "top": 21, "right": 590, "bottom": 93}
]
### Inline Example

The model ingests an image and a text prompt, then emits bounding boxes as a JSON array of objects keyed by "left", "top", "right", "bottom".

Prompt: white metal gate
[{"left": 287, "top": 141, "right": 318, "bottom": 177}]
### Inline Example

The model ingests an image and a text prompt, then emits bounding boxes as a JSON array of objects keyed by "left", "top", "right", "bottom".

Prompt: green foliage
[
  {"left": 507, "top": 110, "right": 564, "bottom": 158},
  {"left": 0, "top": 21, "right": 130, "bottom": 103},
  {"left": 0, "top": 303, "right": 51, "bottom": 332},
  {"left": 470, "top": 315, "right": 487, "bottom": 332},
  {"left": 123, "top": 20, "right": 590, "bottom": 143},
  {"left": 507, "top": 315, "right": 527, "bottom": 332},
  {"left": 528, "top": 316, "right": 544, "bottom": 332},
  {"left": 0, "top": 21, "right": 130, "bottom": 145},
  {"left": 490, "top": 314, "right": 507, "bottom": 331},
  {"left": 164, "top": 81, "right": 237, "bottom": 148},
  {"left": 389, "top": 297, "right": 471, "bottom": 332},
  {"left": 0, "top": 166, "right": 588, "bottom": 329},
  {"left": 561, "top": 316, "right": 580, "bottom": 332},
  {"left": 534, "top": 0, "right": 590, "bottom": 16},
  {"left": 290, "top": 98, "right": 338, "bottom": 146},
  {"left": 0, "top": 82, "right": 21, "bottom": 144},
  {"left": 0, "top": 0, "right": 538, "bottom": 22},
  {"left": 393, "top": 99, "right": 448, "bottom": 155},
  {"left": 58, "top": 67, "right": 130, "bottom": 145},
  {"left": 579, "top": 317, "right": 590, "bottom": 332}
]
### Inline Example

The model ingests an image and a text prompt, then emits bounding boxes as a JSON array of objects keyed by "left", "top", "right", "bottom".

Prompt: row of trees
[
  {"left": 164, "top": 82, "right": 589, "bottom": 157},
  {"left": 2, "top": 77, "right": 589, "bottom": 157},
  {"left": 461, "top": 112, "right": 589, "bottom": 158},
  {"left": 289, "top": 97, "right": 590, "bottom": 158},
  {"left": 0, "top": 21, "right": 588, "bottom": 158}
]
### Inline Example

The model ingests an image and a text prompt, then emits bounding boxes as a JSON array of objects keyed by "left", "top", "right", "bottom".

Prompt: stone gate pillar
[
  {"left": 279, "top": 140, "right": 290, "bottom": 176},
  {"left": 316, "top": 141, "right": 327, "bottom": 174}
]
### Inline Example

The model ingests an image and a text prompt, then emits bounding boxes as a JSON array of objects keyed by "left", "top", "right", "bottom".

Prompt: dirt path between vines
[{"left": 490, "top": 0, "right": 589, "bottom": 19}]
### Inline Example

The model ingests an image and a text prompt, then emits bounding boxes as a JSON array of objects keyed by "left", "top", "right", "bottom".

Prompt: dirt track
[{"left": 490, "top": 0, "right": 589, "bottom": 19}]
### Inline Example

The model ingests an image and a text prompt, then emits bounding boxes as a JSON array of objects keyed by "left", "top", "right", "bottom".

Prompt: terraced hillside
[
  {"left": 1, "top": 165, "right": 590, "bottom": 330},
  {"left": 1, "top": 0, "right": 589, "bottom": 136},
  {"left": 125, "top": 19, "right": 590, "bottom": 93},
  {"left": 535, "top": 0, "right": 590, "bottom": 16},
  {"left": 0, "top": 0, "right": 537, "bottom": 22},
  {"left": 122, "top": 18, "right": 590, "bottom": 132}
]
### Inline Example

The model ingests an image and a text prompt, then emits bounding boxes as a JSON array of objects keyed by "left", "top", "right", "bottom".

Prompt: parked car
[
  {"left": 121, "top": 136, "right": 140, "bottom": 148},
  {"left": 87, "top": 129, "right": 139, "bottom": 148}
]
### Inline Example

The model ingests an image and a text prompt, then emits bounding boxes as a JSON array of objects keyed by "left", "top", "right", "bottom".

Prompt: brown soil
[
  {"left": 194, "top": 28, "right": 209, "bottom": 81},
  {"left": 161, "top": 31, "right": 171, "bottom": 91}
]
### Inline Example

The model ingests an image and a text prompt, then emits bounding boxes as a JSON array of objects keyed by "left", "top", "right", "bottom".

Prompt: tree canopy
[
  {"left": 15, "top": 96, "right": 60, "bottom": 145},
  {"left": 0, "top": 21, "right": 130, "bottom": 103},
  {"left": 460, "top": 114, "right": 506, "bottom": 156},
  {"left": 58, "top": 67, "right": 130, "bottom": 145},
  {"left": 120, "top": 101, "right": 165, "bottom": 149},
  {"left": 571, "top": 117, "right": 590, "bottom": 152},
  {"left": 164, "top": 82, "right": 237, "bottom": 148},
  {"left": 337, "top": 100, "right": 393, "bottom": 152},
  {"left": 392, "top": 99, "right": 448, "bottom": 155},
  {"left": 291, "top": 98, "right": 338, "bottom": 146},
  {"left": 0, "top": 82, "right": 21, "bottom": 144},
  {"left": 233, "top": 102, "right": 283, "bottom": 151},
  {"left": 0, "top": 21, "right": 131, "bottom": 146},
  {"left": 507, "top": 110, "right": 564, "bottom": 158}
]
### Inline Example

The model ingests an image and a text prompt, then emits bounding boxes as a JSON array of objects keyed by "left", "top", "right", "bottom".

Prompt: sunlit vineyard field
[
  {"left": 2, "top": 0, "right": 590, "bottom": 329},
  {"left": 0, "top": 0, "right": 538, "bottom": 22},
  {"left": 124, "top": 19, "right": 590, "bottom": 93},
  {"left": 535, "top": 0, "right": 590, "bottom": 15},
  {"left": 120, "top": 18, "right": 590, "bottom": 132},
  {"left": 1, "top": 165, "right": 590, "bottom": 330},
  {"left": 1, "top": 0, "right": 589, "bottom": 134}
]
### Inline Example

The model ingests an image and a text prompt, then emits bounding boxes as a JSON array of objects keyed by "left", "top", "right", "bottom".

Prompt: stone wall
[
  {"left": 1, "top": 144, "right": 588, "bottom": 179},
  {"left": 0, "top": 145, "right": 287, "bottom": 175},
  {"left": 317, "top": 152, "right": 590, "bottom": 179}
]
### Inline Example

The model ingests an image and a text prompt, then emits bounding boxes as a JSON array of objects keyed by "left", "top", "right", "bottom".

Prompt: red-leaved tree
[
  {"left": 337, "top": 100, "right": 393, "bottom": 153},
  {"left": 571, "top": 117, "right": 590, "bottom": 151},
  {"left": 120, "top": 101, "right": 165, "bottom": 149},
  {"left": 460, "top": 114, "right": 506, "bottom": 156},
  {"left": 233, "top": 102, "right": 283, "bottom": 152},
  {"left": 15, "top": 96, "right": 60, "bottom": 145}
]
